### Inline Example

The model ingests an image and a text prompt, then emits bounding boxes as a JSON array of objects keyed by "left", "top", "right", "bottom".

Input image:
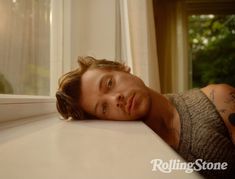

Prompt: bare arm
[{"left": 201, "top": 84, "right": 235, "bottom": 144}]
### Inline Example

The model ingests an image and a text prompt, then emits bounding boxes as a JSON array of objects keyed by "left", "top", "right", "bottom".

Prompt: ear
[{"left": 124, "top": 66, "right": 131, "bottom": 73}]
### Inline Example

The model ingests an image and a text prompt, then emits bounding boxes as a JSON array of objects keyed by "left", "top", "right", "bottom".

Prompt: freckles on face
[{"left": 78, "top": 68, "right": 151, "bottom": 121}]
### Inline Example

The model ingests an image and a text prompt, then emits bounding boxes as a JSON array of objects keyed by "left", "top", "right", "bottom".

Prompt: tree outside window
[{"left": 189, "top": 14, "right": 235, "bottom": 88}]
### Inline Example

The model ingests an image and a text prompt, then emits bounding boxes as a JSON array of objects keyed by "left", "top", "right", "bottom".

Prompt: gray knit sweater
[{"left": 165, "top": 89, "right": 235, "bottom": 179}]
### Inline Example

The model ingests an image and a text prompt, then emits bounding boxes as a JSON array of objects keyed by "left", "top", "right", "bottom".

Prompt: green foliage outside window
[
  {"left": 0, "top": 73, "right": 13, "bottom": 94},
  {"left": 189, "top": 15, "right": 235, "bottom": 88}
]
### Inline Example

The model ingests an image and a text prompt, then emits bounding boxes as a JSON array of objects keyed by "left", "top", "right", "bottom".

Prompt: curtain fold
[
  {"left": 153, "top": 0, "right": 188, "bottom": 93},
  {"left": 118, "top": 0, "right": 160, "bottom": 92}
]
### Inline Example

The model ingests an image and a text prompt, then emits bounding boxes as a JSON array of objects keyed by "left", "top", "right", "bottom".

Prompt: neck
[{"left": 143, "top": 88, "right": 180, "bottom": 149}]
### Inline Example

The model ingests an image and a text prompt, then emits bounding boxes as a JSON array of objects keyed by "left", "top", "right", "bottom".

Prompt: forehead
[
  {"left": 81, "top": 68, "right": 109, "bottom": 86},
  {"left": 78, "top": 68, "right": 110, "bottom": 108},
  {"left": 78, "top": 68, "right": 122, "bottom": 117}
]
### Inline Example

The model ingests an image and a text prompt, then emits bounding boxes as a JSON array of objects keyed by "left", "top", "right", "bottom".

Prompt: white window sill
[
  {"left": 0, "top": 94, "right": 57, "bottom": 123},
  {"left": 0, "top": 116, "right": 201, "bottom": 179}
]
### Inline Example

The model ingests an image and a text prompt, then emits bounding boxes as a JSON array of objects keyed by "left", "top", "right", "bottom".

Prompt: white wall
[{"left": 70, "top": 0, "right": 117, "bottom": 67}]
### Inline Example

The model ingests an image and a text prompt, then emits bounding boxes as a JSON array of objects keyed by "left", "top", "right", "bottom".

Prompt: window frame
[
  {"left": 186, "top": 0, "right": 235, "bottom": 88},
  {"left": 153, "top": 0, "right": 235, "bottom": 93},
  {"left": 0, "top": 0, "right": 71, "bottom": 123}
]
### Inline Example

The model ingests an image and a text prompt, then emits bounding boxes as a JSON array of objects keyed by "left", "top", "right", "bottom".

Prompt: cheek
[
  {"left": 129, "top": 77, "right": 144, "bottom": 86},
  {"left": 79, "top": 94, "right": 96, "bottom": 116},
  {"left": 118, "top": 73, "right": 145, "bottom": 87}
]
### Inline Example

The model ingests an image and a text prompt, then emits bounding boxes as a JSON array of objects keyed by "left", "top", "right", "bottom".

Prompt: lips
[{"left": 126, "top": 93, "right": 135, "bottom": 114}]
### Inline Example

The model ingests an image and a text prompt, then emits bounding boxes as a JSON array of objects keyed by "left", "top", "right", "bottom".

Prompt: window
[
  {"left": 153, "top": 0, "right": 235, "bottom": 93},
  {"left": 188, "top": 14, "right": 235, "bottom": 88},
  {"left": 0, "top": 0, "right": 51, "bottom": 95},
  {"left": 0, "top": 0, "right": 66, "bottom": 122}
]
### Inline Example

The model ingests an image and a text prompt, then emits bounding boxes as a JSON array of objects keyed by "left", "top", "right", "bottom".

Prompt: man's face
[{"left": 78, "top": 68, "right": 151, "bottom": 121}]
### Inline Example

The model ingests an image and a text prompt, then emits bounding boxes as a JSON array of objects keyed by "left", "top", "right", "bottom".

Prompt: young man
[{"left": 56, "top": 56, "right": 235, "bottom": 178}]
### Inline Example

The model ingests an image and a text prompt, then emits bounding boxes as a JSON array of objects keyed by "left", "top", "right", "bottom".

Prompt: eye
[
  {"left": 107, "top": 78, "right": 113, "bottom": 89},
  {"left": 102, "top": 103, "right": 108, "bottom": 115}
]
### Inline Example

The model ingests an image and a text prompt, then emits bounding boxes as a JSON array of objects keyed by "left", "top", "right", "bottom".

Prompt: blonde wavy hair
[{"left": 56, "top": 56, "right": 126, "bottom": 120}]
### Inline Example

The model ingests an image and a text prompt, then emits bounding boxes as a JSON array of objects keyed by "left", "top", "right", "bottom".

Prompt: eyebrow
[{"left": 93, "top": 75, "right": 107, "bottom": 115}]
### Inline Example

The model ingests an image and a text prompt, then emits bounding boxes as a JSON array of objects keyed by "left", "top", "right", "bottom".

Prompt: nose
[{"left": 116, "top": 94, "right": 125, "bottom": 108}]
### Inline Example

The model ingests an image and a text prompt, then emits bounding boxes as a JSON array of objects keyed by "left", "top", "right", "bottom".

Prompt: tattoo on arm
[
  {"left": 209, "top": 89, "right": 215, "bottom": 103},
  {"left": 230, "top": 92, "right": 235, "bottom": 103},
  {"left": 224, "top": 92, "right": 235, "bottom": 104},
  {"left": 219, "top": 109, "right": 226, "bottom": 114}
]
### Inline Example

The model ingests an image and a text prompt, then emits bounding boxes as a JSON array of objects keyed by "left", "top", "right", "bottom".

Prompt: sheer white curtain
[
  {"left": 117, "top": 0, "right": 160, "bottom": 92},
  {"left": 0, "top": 0, "right": 50, "bottom": 95}
]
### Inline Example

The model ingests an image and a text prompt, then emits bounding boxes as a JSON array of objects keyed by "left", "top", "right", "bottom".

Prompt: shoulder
[
  {"left": 200, "top": 83, "right": 235, "bottom": 116},
  {"left": 201, "top": 83, "right": 235, "bottom": 98},
  {"left": 201, "top": 84, "right": 235, "bottom": 144},
  {"left": 200, "top": 83, "right": 235, "bottom": 112}
]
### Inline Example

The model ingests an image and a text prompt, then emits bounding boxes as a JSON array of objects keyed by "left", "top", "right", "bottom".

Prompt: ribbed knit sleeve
[{"left": 165, "top": 89, "right": 235, "bottom": 179}]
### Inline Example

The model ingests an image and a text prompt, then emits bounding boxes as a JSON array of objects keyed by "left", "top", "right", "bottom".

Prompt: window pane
[
  {"left": 0, "top": 0, "right": 51, "bottom": 95},
  {"left": 188, "top": 14, "right": 235, "bottom": 88}
]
